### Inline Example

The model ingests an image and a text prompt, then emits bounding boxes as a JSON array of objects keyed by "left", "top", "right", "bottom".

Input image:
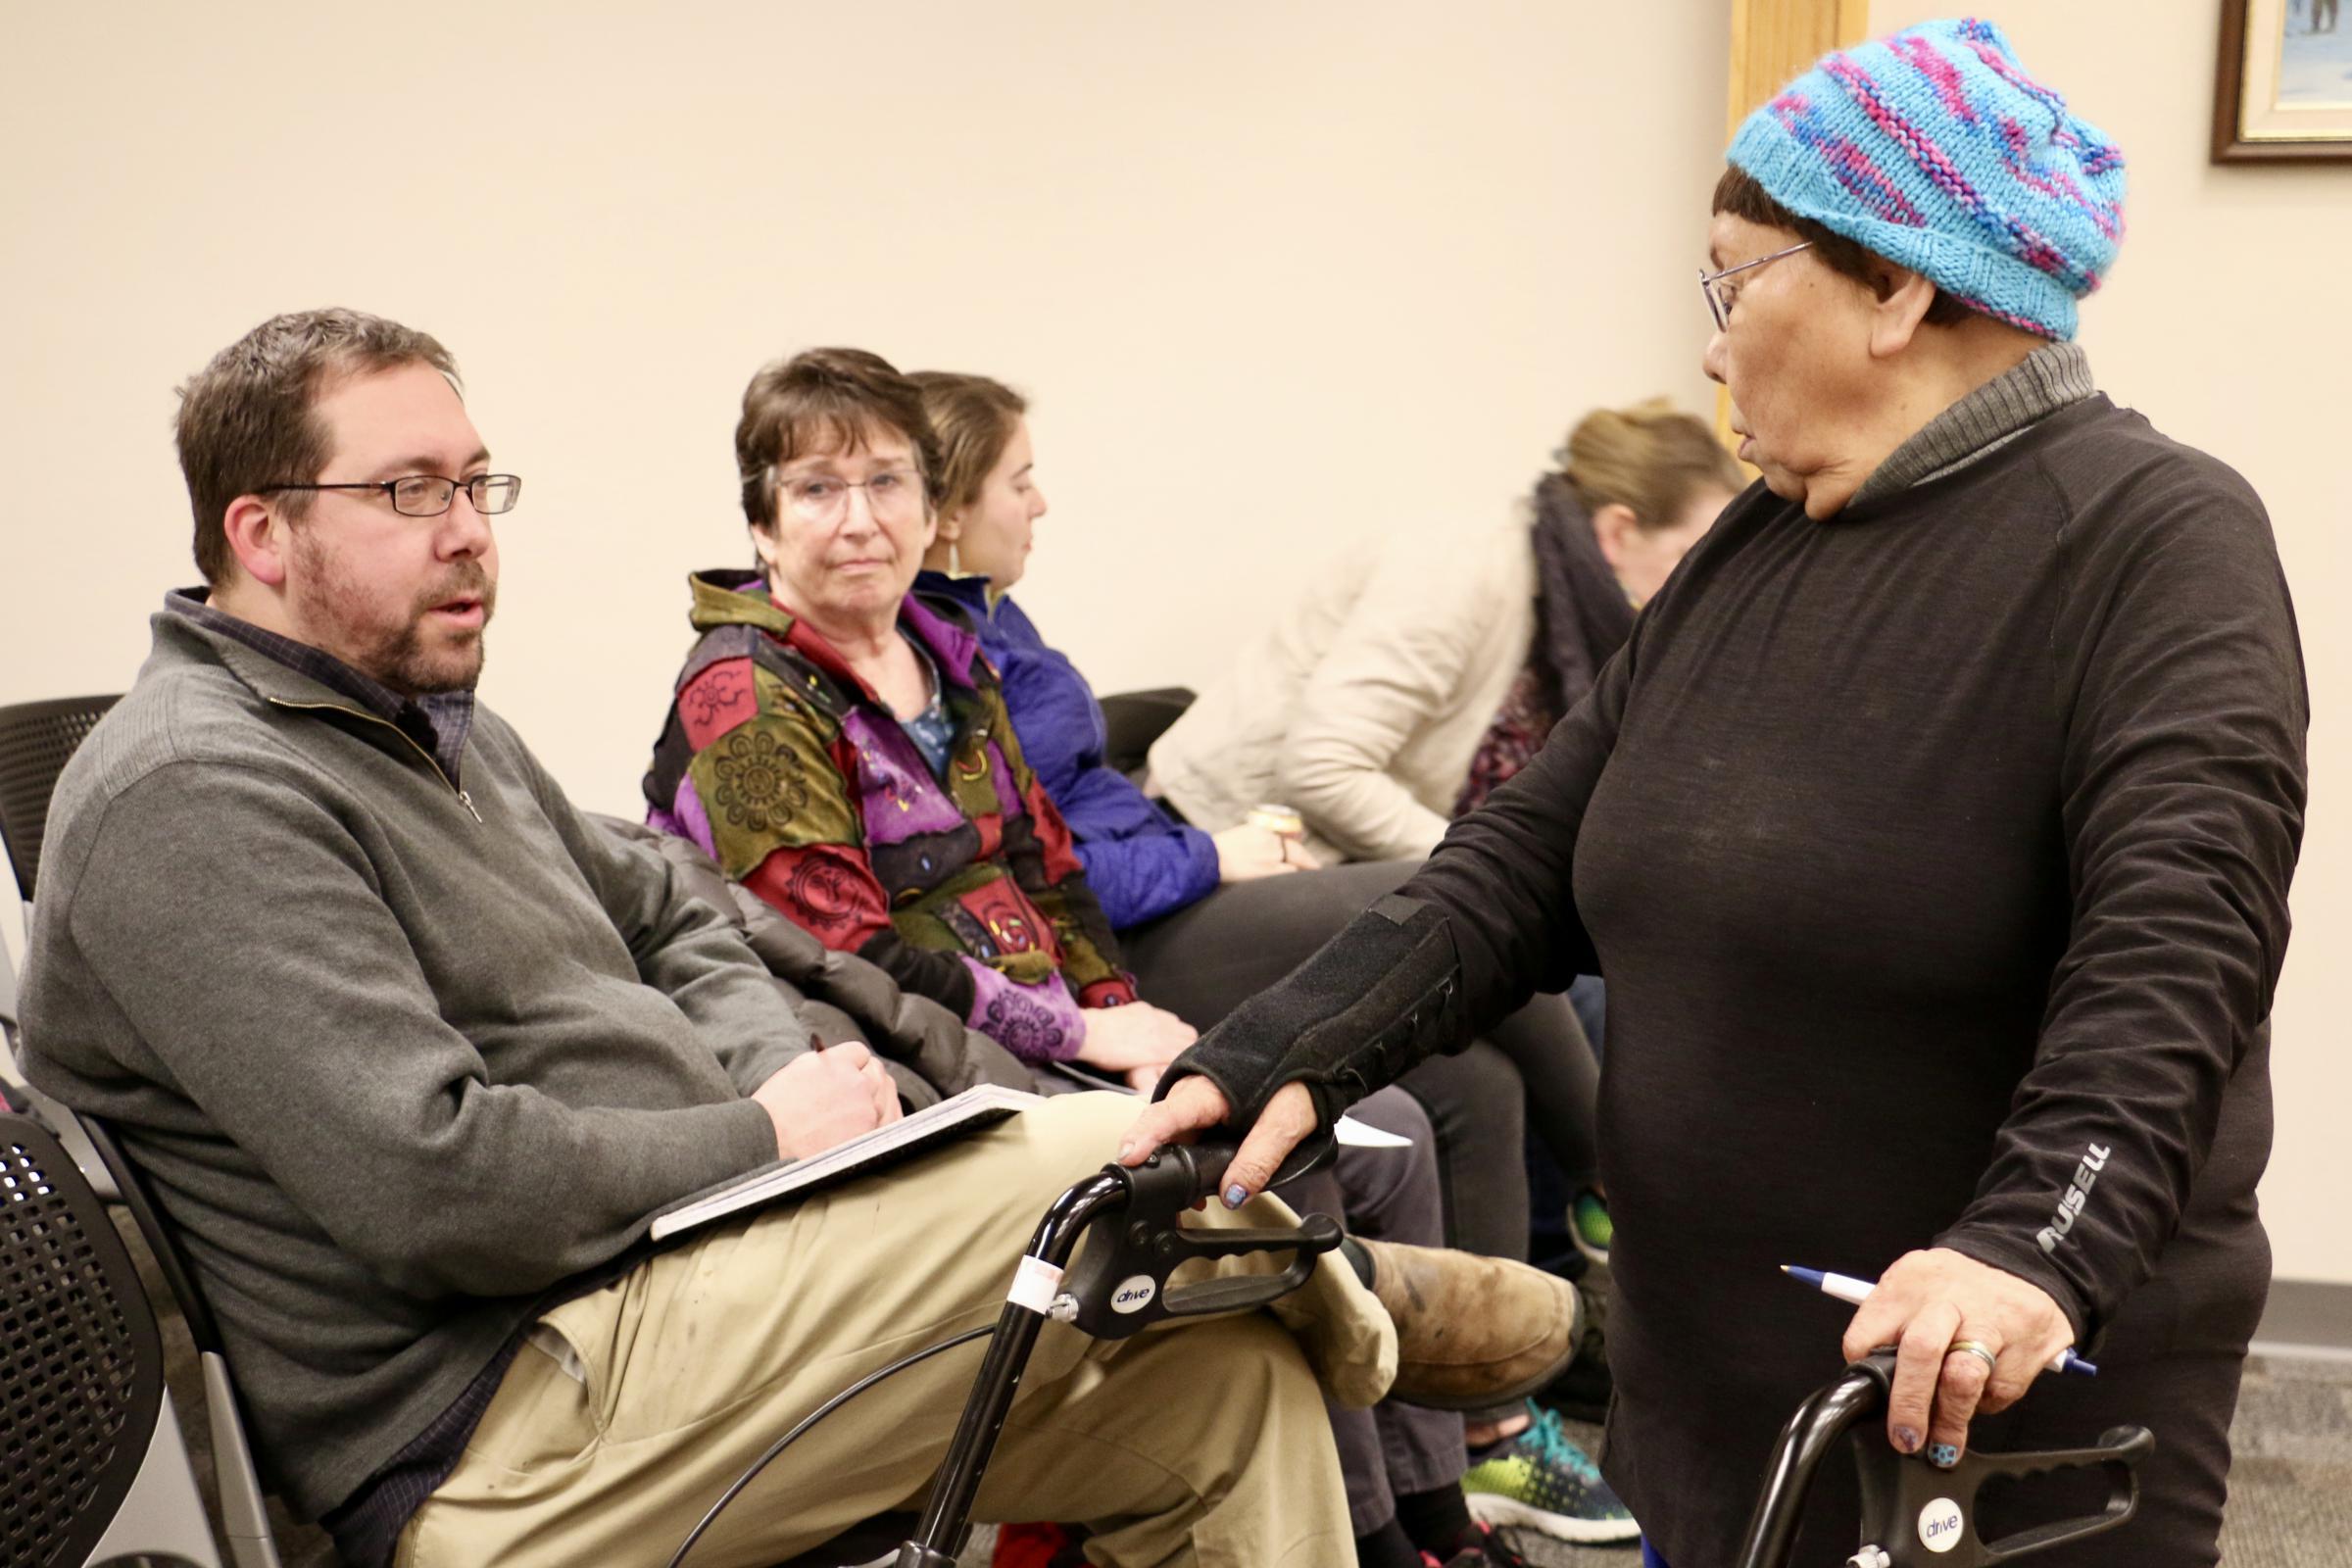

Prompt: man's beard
[
  {"left": 292, "top": 532, "right": 497, "bottom": 696},
  {"left": 370, "top": 578, "right": 494, "bottom": 695}
]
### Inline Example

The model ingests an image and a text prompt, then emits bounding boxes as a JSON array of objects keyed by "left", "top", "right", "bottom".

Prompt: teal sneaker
[
  {"left": 1570, "top": 1188, "right": 1613, "bottom": 1267},
  {"left": 1461, "top": 1401, "right": 1640, "bottom": 1544}
]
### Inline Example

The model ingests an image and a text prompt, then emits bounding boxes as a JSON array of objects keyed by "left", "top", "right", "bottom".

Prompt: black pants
[{"left": 1120, "top": 858, "right": 1603, "bottom": 1263}]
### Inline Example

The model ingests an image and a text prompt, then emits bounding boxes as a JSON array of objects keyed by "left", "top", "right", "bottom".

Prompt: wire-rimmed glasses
[
  {"left": 1699, "top": 241, "right": 1814, "bottom": 332},
  {"left": 774, "top": 467, "right": 926, "bottom": 524}
]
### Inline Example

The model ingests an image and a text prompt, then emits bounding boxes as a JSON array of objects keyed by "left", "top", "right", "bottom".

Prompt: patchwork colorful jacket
[{"left": 643, "top": 570, "right": 1136, "bottom": 1061}]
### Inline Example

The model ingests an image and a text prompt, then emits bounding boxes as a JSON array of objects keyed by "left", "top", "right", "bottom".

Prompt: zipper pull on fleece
[{"left": 457, "top": 788, "right": 482, "bottom": 824}]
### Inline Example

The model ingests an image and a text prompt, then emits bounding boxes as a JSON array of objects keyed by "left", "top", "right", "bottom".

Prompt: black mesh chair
[
  {"left": 0, "top": 692, "right": 924, "bottom": 1566},
  {"left": 0, "top": 694, "right": 121, "bottom": 904},
  {"left": 1, "top": 695, "right": 127, "bottom": 1201},
  {"left": 1097, "top": 686, "right": 1194, "bottom": 778},
  {"left": 0, "top": 1109, "right": 222, "bottom": 1567},
  {"left": 0, "top": 692, "right": 281, "bottom": 1564}
]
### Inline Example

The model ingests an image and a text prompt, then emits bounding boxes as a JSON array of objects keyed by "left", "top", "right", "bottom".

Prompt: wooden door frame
[{"left": 1714, "top": 0, "right": 1872, "bottom": 453}]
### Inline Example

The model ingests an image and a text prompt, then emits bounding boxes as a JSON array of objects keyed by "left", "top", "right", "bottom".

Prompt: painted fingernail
[
  {"left": 1893, "top": 1426, "right": 1923, "bottom": 1453},
  {"left": 1223, "top": 1183, "right": 1249, "bottom": 1209},
  {"left": 1929, "top": 1443, "right": 1961, "bottom": 1469},
  {"left": 1117, "top": 1141, "right": 1136, "bottom": 1161}
]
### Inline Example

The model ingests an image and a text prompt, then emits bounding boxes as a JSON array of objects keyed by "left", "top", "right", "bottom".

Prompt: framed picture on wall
[{"left": 2214, "top": 0, "right": 2352, "bottom": 161}]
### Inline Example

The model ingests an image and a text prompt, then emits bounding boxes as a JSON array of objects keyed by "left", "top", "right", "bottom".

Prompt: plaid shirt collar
[{"left": 165, "top": 589, "right": 476, "bottom": 786}]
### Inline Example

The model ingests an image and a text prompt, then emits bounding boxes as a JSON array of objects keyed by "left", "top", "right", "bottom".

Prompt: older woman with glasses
[
  {"left": 640, "top": 347, "right": 1586, "bottom": 1568},
  {"left": 640, "top": 348, "right": 1196, "bottom": 1089},
  {"left": 1126, "top": 22, "right": 2306, "bottom": 1568}
]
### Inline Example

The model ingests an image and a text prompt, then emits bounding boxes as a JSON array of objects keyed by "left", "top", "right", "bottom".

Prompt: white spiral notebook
[
  {"left": 645, "top": 1080, "right": 1413, "bottom": 1243},
  {"left": 649, "top": 1083, "right": 1041, "bottom": 1242}
]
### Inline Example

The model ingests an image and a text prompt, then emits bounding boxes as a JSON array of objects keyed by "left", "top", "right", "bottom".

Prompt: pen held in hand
[{"left": 1780, "top": 1264, "right": 2098, "bottom": 1376}]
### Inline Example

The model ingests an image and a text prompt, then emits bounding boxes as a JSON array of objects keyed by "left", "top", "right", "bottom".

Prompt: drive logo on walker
[
  {"left": 1111, "top": 1275, "right": 1157, "bottom": 1314},
  {"left": 2036, "top": 1143, "right": 2113, "bottom": 1254},
  {"left": 1918, "top": 1497, "right": 1966, "bottom": 1553}
]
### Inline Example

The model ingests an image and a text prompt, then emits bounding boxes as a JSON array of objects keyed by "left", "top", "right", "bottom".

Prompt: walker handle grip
[{"left": 1168, "top": 1127, "right": 1339, "bottom": 1202}]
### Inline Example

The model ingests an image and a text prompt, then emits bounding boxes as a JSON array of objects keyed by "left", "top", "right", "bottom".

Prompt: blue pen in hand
[{"left": 1780, "top": 1264, "right": 2098, "bottom": 1376}]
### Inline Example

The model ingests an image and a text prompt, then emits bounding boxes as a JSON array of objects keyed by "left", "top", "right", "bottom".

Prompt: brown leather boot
[{"left": 1355, "top": 1238, "right": 1583, "bottom": 1411}]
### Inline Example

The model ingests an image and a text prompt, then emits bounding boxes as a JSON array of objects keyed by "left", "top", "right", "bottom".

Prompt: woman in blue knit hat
[{"left": 1123, "top": 19, "right": 2307, "bottom": 1567}]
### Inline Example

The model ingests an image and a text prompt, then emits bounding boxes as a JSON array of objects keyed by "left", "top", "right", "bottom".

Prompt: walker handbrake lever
[
  {"left": 1854, "top": 1415, "right": 2151, "bottom": 1566},
  {"left": 1060, "top": 1135, "right": 1343, "bottom": 1340},
  {"left": 1736, "top": 1350, "right": 2152, "bottom": 1568}
]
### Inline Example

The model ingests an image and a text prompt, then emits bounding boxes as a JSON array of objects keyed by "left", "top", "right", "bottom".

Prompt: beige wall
[
  {"left": 1856, "top": 3, "right": 2351, "bottom": 1287},
  {"left": 4, "top": 3, "right": 2342, "bottom": 1285},
  {"left": 0, "top": 1, "right": 1728, "bottom": 754},
  {"left": 0, "top": 3, "right": 1727, "bottom": 994}
]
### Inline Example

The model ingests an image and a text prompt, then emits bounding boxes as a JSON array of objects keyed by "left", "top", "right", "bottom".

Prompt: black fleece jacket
[{"left": 1183, "top": 392, "right": 2306, "bottom": 1564}]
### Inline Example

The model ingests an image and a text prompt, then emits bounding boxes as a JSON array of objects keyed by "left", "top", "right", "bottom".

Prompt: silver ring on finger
[{"left": 1946, "top": 1339, "right": 1999, "bottom": 1378}]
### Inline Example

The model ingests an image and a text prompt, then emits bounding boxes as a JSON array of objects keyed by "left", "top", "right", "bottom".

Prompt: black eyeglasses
[{"left": 259, "top": 473, "right": 522, "bottom": 517}]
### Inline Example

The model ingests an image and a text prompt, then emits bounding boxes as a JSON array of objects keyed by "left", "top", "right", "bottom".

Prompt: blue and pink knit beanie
[{"left": 1727, "top": 17, "right": 2126, "bottom": 340}]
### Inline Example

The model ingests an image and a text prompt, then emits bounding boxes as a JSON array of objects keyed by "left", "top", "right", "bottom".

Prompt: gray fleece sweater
[{"left": 22, "top": 611, "right": 807, "bottom": 1520}]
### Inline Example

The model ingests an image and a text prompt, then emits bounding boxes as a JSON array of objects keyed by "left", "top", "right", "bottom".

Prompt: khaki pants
[{"left": 395, "top": 1093, "right": 1396, "bottom": 1568}]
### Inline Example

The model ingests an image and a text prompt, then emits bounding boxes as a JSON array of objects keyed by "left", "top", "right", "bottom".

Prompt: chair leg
[
  {"left": 81, "top": 1387, "right": 224, "bottom": 1568},
  {"left": 200, "top": 1353, "right": 283, "bottom": 1568}
]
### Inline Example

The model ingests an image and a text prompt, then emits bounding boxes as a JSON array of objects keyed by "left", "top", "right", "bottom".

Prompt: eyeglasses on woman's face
[
  {"left": 774, "top": 467, "right": 926, "bottom": 524},
  {"left": 1699, "top": 241, "right": 1814, "bottom": 332}
]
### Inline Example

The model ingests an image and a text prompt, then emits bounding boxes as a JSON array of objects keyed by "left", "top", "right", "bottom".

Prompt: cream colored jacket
[{"left": 1150, "top": 513, "right": 1537, "bottom": 862}]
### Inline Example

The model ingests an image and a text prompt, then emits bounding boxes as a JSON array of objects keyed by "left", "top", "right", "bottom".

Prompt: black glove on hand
[{"left": 1157, "top": 892, "right": 1467, "bottom": 1131}]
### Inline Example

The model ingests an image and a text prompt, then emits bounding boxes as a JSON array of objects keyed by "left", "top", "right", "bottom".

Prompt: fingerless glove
[{"left": 1157, "top": 892, "right": 1467, "bottom": 1130}]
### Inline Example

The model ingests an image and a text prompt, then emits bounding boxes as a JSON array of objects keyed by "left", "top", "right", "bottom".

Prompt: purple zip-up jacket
[{"left": 916, "top": 572, "right": 1218, "bottom": 929}]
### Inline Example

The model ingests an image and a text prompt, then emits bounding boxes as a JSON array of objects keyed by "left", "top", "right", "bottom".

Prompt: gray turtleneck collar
[{"left": 1851, "top": 339, "right": 2096, "bottom": 507}]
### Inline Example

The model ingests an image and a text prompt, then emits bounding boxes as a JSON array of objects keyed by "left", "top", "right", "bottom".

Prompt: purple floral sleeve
[{"left": 961, "top": 958, "right": 1086, "bottom": 1062}]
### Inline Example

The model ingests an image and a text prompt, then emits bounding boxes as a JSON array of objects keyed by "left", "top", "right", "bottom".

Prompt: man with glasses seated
[{"left": 14, "top": 308, "right": 1554, "bottom": 1568}]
